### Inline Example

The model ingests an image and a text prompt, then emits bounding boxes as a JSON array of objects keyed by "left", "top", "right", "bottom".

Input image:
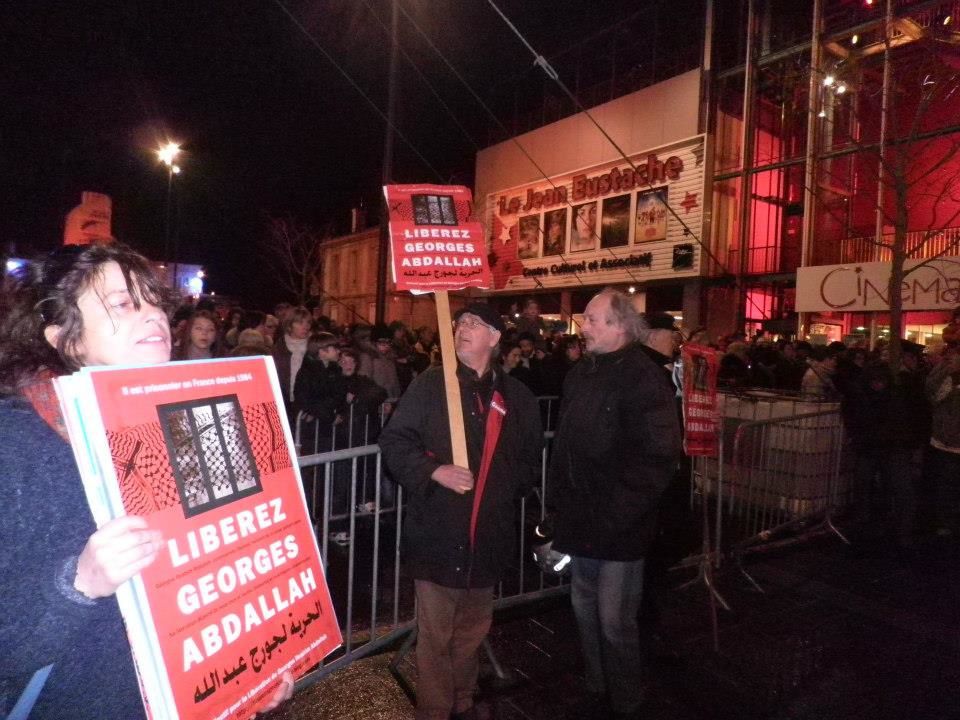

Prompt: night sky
[{"left": 2, "top": 0, "right": 684, "bottom": 308}]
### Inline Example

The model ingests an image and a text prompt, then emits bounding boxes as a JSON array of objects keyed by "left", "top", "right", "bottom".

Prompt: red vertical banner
[{"left": 681, "top": 344, "right": 721, "bottom": 456}]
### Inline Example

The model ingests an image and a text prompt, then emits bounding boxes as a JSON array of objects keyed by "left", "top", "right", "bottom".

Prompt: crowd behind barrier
[
  {"left": 695, "top": 394, "right": 846, "bottom": 530},
  {"left": 162, "top": 296, "right": 960, "bottom": 691}
]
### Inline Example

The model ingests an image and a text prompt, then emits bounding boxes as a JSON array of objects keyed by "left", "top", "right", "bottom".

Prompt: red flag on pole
[{"left": 681, "top": 344, "right": 721, "bottom": 456}]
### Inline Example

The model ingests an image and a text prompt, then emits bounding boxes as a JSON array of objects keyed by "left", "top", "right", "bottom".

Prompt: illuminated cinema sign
[
  {"left": 796, "top": 257, "right": 960, "bottom": 312},
  {"left": 485, "top": 137, "right": 705, "bottom": 291},
  {"left": 496, "top": 154, "right": 685, "bottom": 216}
]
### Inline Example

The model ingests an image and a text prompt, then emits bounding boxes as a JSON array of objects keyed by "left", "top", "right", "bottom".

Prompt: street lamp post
[{"left": 157, "top": 142, "right": 181, "bottom": 291}]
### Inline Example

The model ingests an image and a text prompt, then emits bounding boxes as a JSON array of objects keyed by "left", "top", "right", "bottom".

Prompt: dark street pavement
[{"left": 272, "top": 527, "right": 960, "bottom": 720}]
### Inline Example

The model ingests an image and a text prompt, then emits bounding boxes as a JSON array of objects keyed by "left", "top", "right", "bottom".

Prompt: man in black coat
[
  {"left": 549, "top": 288, "right": 682, "bottom": 720},
  {"left": 379, "top": 303, "right": 542, "bottom": 720}
]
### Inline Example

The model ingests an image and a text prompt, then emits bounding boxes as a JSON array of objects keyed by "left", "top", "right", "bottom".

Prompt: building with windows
[
  {"left": 475, "top": 70, "right": 706, "bottom": 331},
  {"left": 710, "top": 0, "right": 960, "bottom": 346},
  {"left": 317, "top": 225, "right": 442, "bottom": 330},
  {"left": 475, "top": 0, "right": 960, "bottom": 345},
  {"left": 310, "top": 2, "right": 960, "bottom": 343}
]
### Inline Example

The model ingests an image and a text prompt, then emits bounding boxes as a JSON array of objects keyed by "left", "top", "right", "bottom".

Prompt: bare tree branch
[{"left": 259, "top": 216, "right": 328, "bottom": 305}]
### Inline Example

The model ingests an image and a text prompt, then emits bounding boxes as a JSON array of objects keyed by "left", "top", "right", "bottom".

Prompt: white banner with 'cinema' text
[{"left": 796, "top": 257, "right": 960, "bottom": 312}]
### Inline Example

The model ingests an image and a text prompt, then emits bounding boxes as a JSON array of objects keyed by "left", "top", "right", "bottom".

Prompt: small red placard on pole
[
  {"left": 681, "top": 344, "right": 721, "bottom": 457},
  {"left": 383, "top": 184, "right": 491, "bottom": 293},
  {"left": 384, "top": 184, "right": 493, "bottom": 469}
]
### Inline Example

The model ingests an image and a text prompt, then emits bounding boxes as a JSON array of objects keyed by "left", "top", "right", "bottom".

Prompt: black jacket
[
  {"left": 842, "top": 364, "right": 930, "bottom": 452},
  {"left": 337, "top": 373, "right": 388, "bottom": 447},
  {"left": 293, "top": 356, "right": 344, "bottom": 426},
  {"left": 549, "top": 341, "right": 682, "bottom": 560},
  {"left": 379, "top": 364, "right": 543, "bottom": 588}
]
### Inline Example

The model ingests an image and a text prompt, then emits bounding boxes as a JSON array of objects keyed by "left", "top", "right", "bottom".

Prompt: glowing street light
[
  {"left": 157, "top": 140, "right": 183, "bottom": 290},
  {"left": 157, "top": 142, "right": 181, "bottom": 168},
  {"left": 823, "top": 74, "right": 836, "bottom": 87}
]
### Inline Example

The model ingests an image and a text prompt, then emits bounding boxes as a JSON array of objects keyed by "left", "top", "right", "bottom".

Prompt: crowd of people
[
  {"left": 710, "top": 325, "right": 960, "bottom": 544},
  {"left": 161, "top": 289, "right": 960, "bottom": 551},
  {"left": 162, "top": 296, "right": 585, "bottom": 445},
  {"left": 2, "top": 241, "right": 958, "bottom": 720}
]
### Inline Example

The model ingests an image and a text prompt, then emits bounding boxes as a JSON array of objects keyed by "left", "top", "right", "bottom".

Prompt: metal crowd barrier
[
  {"left": 292, "top": 430, "right": 566, "bottom": 691},
  {"left": 294, "top": 399, "right": 398, "bottom": 456},
  {"left": 687, "top": 406, "right": 851, "bottom": 598},
  {"left": 729, "top": 410, "right": 849, "bottom": 552}
]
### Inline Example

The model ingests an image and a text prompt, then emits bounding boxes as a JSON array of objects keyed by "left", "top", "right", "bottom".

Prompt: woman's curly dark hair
[{"left": 0, "top": 242, "right": 174, "bottom": 394}]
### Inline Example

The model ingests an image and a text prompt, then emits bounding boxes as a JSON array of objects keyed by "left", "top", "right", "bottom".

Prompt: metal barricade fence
[
  {"left": 729, "top": 410, "right": 849, "bottom": 551},
  {"left": 295, "top": 397, "right": 561, "bottom": 453},
  {"left": 294, "top": 399, "right": 398, "bottom": 455},
  {"left": 293, "top": 430, "right": 566, "bottom": 688},
  {"left": 691, "top": 408, "right": 850, "bottom": 568}
]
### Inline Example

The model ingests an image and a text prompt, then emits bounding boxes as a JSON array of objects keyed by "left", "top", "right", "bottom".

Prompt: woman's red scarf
[{"left": 20, "top": 370, "right": 69, "bottom": 441}]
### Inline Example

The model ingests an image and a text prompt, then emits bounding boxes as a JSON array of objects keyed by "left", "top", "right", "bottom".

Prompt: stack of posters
[{"left": 54, "top": 356, "right": 341, "bottom": 719}]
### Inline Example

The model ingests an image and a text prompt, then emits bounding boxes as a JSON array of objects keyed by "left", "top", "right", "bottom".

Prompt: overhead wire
[
  {"left": 358, "top": 0, "right": 483, "bottom": 154},
  {"left": 485, "top": 0, "right": 727, "bottom": 275},
  {"left": 395, "top": 0, "right": 715, "bottom": 304},
  {"left": 486, "top": 0, "right": 775, "bottom": 321},
  {"left": 393, "top": 1, "right": 617, "bottom": 291},
  {"left": 272, "top": 0, "right": 445, "bottom": 183},
  {"left": 271, "top": 0, "right": 579, "bottom": 329}
]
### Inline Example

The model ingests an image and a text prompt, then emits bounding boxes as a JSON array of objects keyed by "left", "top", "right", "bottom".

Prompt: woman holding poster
[{"left": 0, "top": 243, "right": 293, "bottom": 719}]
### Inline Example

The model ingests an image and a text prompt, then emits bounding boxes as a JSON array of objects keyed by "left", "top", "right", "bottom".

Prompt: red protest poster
[
  {"left": 384, "top": 183, "right": 492, "bottom": 292},
  {"left": 681, "top": 344, "right": 721, "bottom": 456},
  {"left": 55, "top": 356, "right": 341, "bottom": 720}
]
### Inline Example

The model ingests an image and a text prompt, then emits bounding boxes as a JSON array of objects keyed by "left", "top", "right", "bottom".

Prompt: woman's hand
[
  {"left": 255, "top": 671, "right": 295, "bottom": 715},
  {"left": 74, "top": 516, "right": 163, "bottom": 599}
]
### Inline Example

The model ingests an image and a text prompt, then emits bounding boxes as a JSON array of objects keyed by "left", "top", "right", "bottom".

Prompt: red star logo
[{"left": 680, "top": 192, "right": 699, "bottom": 213}]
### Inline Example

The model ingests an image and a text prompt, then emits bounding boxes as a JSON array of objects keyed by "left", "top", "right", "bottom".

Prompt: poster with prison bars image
[
  {"left": 158, "top": 394, "right": 263, "bottom": 517},
  {"left": 412, "top": 193, "right": 458, "bottom": 225}
]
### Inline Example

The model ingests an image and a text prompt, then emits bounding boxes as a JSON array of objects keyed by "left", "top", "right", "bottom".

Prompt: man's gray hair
[{"left": 595, "top": 287, "right": 650, "bottom": 343}]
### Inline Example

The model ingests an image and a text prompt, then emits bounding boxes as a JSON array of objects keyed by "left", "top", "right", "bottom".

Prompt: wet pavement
[{"left": 271, "top": 527, "right": 960, "bottom": 720}]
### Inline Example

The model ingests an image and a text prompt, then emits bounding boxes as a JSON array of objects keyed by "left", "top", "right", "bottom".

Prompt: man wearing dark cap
[
  {"left": 639, "top": 312, "right": 681, "bottom": 389},
  {"left": 379, "top": 303, "right": 543, "bottom": 720}
]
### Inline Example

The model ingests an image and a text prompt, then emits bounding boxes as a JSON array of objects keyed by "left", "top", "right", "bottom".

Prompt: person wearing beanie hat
[
  {"left": 640, "top": 312, "right": 681, "bottom": 384},
  {"left": 372, "top": 324, "right": 393, "bottom": 343}
]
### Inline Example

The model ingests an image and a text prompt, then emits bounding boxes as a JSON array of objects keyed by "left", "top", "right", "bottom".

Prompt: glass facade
[{"left": 706, "top": 0, "right": 960, "bottom": 335}]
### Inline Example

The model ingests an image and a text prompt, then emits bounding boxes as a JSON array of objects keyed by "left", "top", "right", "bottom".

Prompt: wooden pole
[{"left": 434, "top": 291, "right": 469, "bottom": 468}]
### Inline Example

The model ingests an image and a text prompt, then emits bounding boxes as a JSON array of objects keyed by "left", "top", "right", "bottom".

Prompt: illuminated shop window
[
  {"left": 412, "top": 194, "right": 458, "bottom": 226},
  {"left": 159, "top": 395, "right": 262, "bottom": 517}
]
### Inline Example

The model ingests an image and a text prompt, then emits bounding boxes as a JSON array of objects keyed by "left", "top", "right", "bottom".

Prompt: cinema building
[
  {"left": 474, "top": 0, "right": 960, "bottom": 344},
  {"left": 474, "top": 67, "right": 707, "bottom": 332}
]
